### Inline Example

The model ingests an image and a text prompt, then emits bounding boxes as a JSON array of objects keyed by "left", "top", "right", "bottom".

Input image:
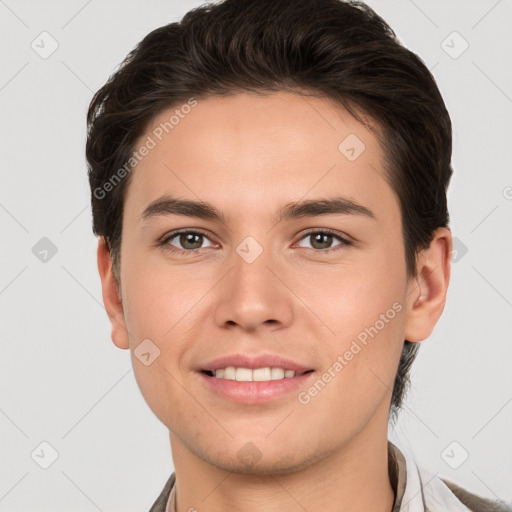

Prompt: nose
[{"left": 213, "top": 242, "right": 294, "bottom": 333}]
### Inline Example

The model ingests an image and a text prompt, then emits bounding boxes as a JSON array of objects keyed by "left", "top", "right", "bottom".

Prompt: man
[{"left": 87, "top": 0, "right": 511, "bottom": 510}]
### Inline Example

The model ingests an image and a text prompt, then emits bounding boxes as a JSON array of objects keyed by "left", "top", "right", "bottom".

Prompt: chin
[
  {"left": 210, "top": 456, "right": 310, "bottom": 476},
  {"left": 196, "top": 441, "right": 331, "bottom": 476}
]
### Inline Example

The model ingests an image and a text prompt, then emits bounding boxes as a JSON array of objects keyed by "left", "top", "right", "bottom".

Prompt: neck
[{"left": 169, "top": 412, "right": 395, "bottom": 512}]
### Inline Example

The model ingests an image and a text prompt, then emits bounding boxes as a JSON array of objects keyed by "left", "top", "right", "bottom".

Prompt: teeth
[
  {"left": 271, "top": 367, "right": 284, "bottom": 380},
  {"left": 223, "top": 366, "right": 236, "bottom": 380},
  {"left": 236, "top": 367, "right": 252, "bottom": 381},
  {"left": 213, "top": 366, "right": 297, "bottom": 381},
  {"left": 253, "top": 367, "right": 271, "bottom": 381}
]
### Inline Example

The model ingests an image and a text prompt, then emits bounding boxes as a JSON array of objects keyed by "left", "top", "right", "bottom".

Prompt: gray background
[{"left": 1, "top": 0, "right": 511, "bottom": 510}]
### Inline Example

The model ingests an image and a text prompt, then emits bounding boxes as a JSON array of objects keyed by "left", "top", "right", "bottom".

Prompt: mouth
[
  {"left": 196, "top": 356, "right": 316, "bottom": 404},
  {"left": 196, "top": 366, "right": 315, "bottom": 405}
]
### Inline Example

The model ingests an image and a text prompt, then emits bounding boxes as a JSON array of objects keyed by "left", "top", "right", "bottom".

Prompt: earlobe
[
  {"left": 97, "top": 237, "right": 130, "bottom": 350},
  {"left": 404, "top": 227, "right": 452, "bottom": 343}
]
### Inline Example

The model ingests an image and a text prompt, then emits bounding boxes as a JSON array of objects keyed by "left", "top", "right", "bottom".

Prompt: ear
[
  {"left": 97, "top": 237, "right": 130, "bottom": 349},
  {"left": 404, "top": 227, "right": 452, "bottom": 343}
]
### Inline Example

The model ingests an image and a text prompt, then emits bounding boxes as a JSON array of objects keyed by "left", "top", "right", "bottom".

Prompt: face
[{"left": 99, "top": 91, "right": 448, "bottom": 474}]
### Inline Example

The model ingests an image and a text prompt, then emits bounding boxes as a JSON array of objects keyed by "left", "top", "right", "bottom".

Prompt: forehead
[{"left": 124, "top": 91, "right": 398, "bottom": 224}]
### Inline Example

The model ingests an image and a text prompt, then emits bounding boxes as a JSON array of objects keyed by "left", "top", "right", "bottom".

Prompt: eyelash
[{"left": 158, "top": 228, "right": 352, "bottom": 256}]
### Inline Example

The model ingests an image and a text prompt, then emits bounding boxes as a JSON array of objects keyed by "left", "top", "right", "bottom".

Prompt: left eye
[{"left": 296, "top": 231, "right": 349, "bottom": 251}]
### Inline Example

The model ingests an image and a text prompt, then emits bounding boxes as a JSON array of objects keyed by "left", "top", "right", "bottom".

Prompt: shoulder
[
  {"left": 148, "top": 472, "right": 176, "bottom": 512},
  {"left": 441, "top": 478, "right": 512, "bottom": 512},
  {"left": 389, "top": 441, "right": 511, "bottom": 512}
]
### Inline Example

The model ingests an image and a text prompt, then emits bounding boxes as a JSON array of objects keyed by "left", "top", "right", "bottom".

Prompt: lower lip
[{"left": 197, "top": 371, "right": 315, "bottom": 404}]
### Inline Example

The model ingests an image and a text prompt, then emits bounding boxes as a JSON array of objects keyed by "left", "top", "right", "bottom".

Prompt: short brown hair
[{"left": 86, "top": 0, "right": 453, "bottom": 419}]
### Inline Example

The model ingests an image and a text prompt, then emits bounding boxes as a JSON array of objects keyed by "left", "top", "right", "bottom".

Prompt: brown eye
[
  {"left": 162, "top": 230, "right": 214, "bottom": 252},
  {"left": 177, "top": 233, "right": 203, "bottom": 250},
  {"left": 310, "top": 232, "right": 335, "bottom": 250},
  {"left": 296, "top": 230, "right": 351, "bottom": 252}
]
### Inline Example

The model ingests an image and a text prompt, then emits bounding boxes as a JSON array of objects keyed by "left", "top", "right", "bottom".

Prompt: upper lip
[{"left": 199, "top": 353, "right": 313, "bottom": 374}]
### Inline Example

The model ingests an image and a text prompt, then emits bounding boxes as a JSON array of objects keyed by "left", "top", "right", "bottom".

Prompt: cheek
[
  {"left": 120, "top": 245, "right": 205, "bottom": 343},
  {"left": 297, "top": 241, "right": 406, "bottom": 342},
  {"left": 294, "top": 242, "right": 407, "bottom": 397},
  {"left": 294, "top": 282, "right": 406, "bottom": 440},
  {"left": 120, "top": 258, "right": 199, "bottom": 426}
]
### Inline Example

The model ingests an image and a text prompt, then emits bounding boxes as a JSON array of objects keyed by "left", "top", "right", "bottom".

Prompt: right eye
[{"left": 160, "top": 230, "right": 216, "bottom": 254}]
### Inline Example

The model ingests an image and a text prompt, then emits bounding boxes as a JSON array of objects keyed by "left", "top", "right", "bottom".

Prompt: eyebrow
[{"left": 140, "top": 195, "right": 376, "bottom": 223}]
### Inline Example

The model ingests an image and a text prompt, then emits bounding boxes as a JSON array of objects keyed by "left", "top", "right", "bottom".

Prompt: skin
[{"left": 97, "top": 91, "right": 452, "bottom": 512}]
